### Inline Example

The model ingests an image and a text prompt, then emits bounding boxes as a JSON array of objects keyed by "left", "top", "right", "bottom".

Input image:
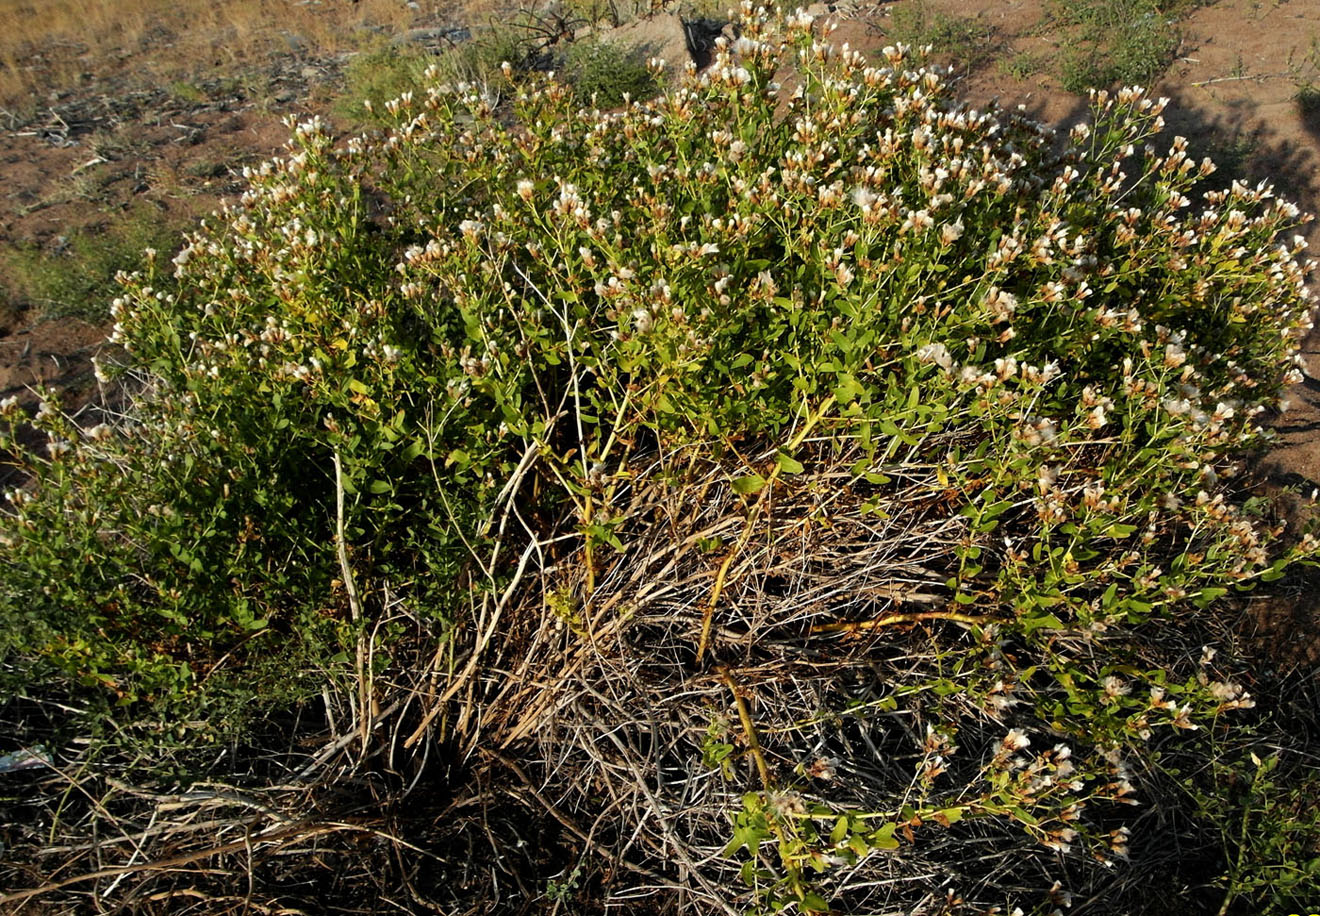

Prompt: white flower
[
  {"left": 1101, "top": 675, "right": 1130, "bottom": 698},
  {"left": 787, "top": 9, "right": 817, "bottom": 30},
  {"left": 1170, "top": 703, "right": 1199, "bottom": 729},
  {"left": 984, "top": 287, "right": 1018, "bottom": 323},
  {"left": 916, "top": 343, "right": 954, "bottom": 370},
  {"left": 1037, "top": 465, "right": 1058, "bottom": 494},
  {"left": 1043, "top": 827, "right": 1077, "bottom": 852},
  {"left": 1003, "top": 728, "right": 1031, "bottom": 751}
]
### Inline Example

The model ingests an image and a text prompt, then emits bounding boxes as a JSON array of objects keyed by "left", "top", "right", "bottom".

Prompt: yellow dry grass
[{"left": 0, "top": 0, "right": 454, "bottom": 106}]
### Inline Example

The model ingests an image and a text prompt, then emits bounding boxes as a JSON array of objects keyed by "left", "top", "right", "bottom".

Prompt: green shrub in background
[
  {"left": 334, "top": 40, "right": 436, "bottom": 125},
  {"left": 561, "top": 37, "right": 661, "bottom": 107},
  {"left": 2, "top": 5, "right": 1319, "bottom": 912},
  {"left": 2, "top": 203, "right": 186, "bottom": 320},
  {"left": 337, "top": 24, "right": 661, "bottom": 127},
  {"left": 1054, "top": 0, "right": 1182, "bottom": 92}
]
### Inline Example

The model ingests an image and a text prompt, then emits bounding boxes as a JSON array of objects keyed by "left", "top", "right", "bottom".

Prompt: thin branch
[
  {"left": 333, "top": 450, "right": 371, "bottom": 752},
  {"left": 718, "top": 666, "right": 772, "bottom": 789},
  {"left": 810, "top": 610, "right": 997, "bottom": 634}
]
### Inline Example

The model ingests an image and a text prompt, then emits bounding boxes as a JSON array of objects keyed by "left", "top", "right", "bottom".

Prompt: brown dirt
[{"left": 0, "top": 40, "right": 345, "bottom": 412}]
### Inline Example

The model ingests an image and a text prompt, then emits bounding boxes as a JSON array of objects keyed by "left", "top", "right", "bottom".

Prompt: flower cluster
[{"left": 1, "top": 5, "right": 1316, "bottom": 913}]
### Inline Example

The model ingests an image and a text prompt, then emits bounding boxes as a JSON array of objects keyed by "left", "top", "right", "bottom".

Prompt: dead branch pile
[{"left": 0, "top": 438, "right": 1269, "bottom": 914}]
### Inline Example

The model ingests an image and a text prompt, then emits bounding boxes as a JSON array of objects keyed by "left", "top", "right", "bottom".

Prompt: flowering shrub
[{"left": 2, "top": 5, "right": 1318, "bottom": 913}]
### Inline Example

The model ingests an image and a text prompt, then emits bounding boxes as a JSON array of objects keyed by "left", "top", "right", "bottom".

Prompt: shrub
[
  {"left": 888, "top": 0, "right": 995, "bottom": 70},
  {"left": 1, "top": 203, "right": 186, "bottom": 320},
  {"left": 1054, "top": 0, "right": 1181, "bottom": 92},
  {"left": 561, "top": 37, "right": 662, "bottom": 107},
  {"left": 1297, "top": 82, "right": 1320, "bottom": 120},
  {"left": 2, "top": 5, "right": 1318, "bottom": 913}
]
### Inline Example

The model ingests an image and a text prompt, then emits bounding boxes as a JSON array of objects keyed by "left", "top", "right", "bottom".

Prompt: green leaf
[
  {"left": 938, "top": 807, "right": 964, "bottom": 825},
  {"left": 775, "top": 453, "right": 805, "bottom": 475},
  {"left": 800, "top": 892, "right": 830, "bottom": 912},
  {"left": 869, "top": 823, "right": 900, "bottom": 850},
  {"left": 1008, "top": 806, "right": 1039, "bottom": 826},
  {"left": 834, "top": 373, "right": 865, "bottom": 404},
  {"left": 733, "top": 474, "right": 767, "bottom": 495},
  {"left": 1020, "top": 612, "right": 1064, "bottom": 635}
]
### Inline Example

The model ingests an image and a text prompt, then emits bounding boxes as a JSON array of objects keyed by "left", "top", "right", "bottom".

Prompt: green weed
[
  {"left": 1001, "top": 48, "right": 1048, "bottom": 79},
  {"left": 167, "top": 80, "right": 208, "bottom": 105},
  {"left": 1054, "top": 0, "right": 1181, "bottom": 92},
  {"left": 888, "top": 0, "right": 995, "bottom": 69},
  {"left": 1, "top": 204, "right": 186, "bottom": 320}
]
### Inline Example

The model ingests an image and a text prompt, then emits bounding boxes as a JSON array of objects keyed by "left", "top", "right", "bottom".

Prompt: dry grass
[
  {"left": 0, "top": 0, "right": 456, "bottom": 106},
  {"left": 0, "top": 436, "right": 1243, "bottom": 914}
]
